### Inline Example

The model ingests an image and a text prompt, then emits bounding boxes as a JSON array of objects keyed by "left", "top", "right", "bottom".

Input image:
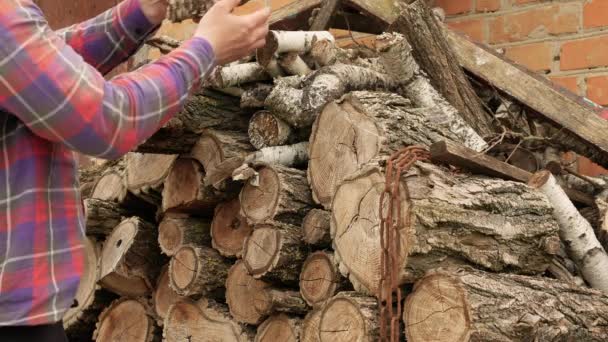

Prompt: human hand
[
  {"left": 195, "top": 0, "right": 270, "bottom": 65},
  {"left": 140, "top": 0, "right": 169, "bottom": 25}
]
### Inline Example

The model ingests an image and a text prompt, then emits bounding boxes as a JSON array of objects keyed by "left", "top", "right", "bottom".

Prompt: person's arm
[
  {"left": 0, "top": 0, "right": 214, "bottom": 159},
  {"left": 55, "top": 0, "right": 159, "bottom": 75}
]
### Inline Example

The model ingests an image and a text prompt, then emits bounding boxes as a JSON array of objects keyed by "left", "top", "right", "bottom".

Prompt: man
[{"left": 0, "top": 0, "right": 270, "bottom": 340}]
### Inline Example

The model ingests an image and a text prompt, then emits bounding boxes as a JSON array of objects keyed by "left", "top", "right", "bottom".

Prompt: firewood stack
[{"left": 68, "top": 0, "right": 608, "bottom": 341}]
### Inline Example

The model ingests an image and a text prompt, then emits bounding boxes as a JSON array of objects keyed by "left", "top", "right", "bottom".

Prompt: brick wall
[{"left": 438, "top": 0, "right": 608, "bottom": 176}]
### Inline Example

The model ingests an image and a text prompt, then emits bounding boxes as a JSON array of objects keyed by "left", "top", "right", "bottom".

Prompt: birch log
[{"left": 257, "top": 31, "right": 334, "bottom": 67}]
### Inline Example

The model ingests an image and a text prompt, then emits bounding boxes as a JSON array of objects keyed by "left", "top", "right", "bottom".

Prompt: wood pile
[{"left": 67, "top": 0, "right": 608, "bottom": 341}]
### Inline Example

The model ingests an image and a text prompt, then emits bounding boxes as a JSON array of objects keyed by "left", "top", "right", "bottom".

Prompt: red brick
[
  {"left": 561, "top": 35, "right": 608, "bottom": 71},
  {"left": 578, "top": 156, "right": 608, "bottom": 176},
  {"left": 477, "top": 0, "right": 500, "bottom": 12},
  {"left": 587, "top": 75, "right": 608, "bottom": 105},
  {"left": 504, "top": 42, "right": 553, "bottom": 71},
  {"left": 549, "top": 76, "right": 580, "bottom": 94},
  {"left": 447, "top": 19, "right": 485, "bottom": 42},
  {"left": 435, "top": 0, "right": 472, "bottom": 15},
  {"left": 488, "top": 3, "right": 580, "bottom": 44},
  {"left": 584, "top": 0, "right": 608, "bottom": 29}
]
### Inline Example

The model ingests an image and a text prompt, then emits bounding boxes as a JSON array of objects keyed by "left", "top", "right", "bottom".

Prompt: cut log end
[
  {"left": 211, "top": 199, "right": 252, "bottom": 258},
  {"left": 92, "top": 172, "right": 125, "bottom": 202},
  {"left": 302, "top": 209, "right": 331, "bottom": 247},
  {"left": 158, "top": 219, "right": 184, "bottom": 256},
  {"left": 170, "top": 246, "right": 199, "bottom": 291},
  {"left": 154, "top": 265, "right": 184, "bottom": 325},
  {"left": 243, "top": 226, "right": 280, "bottom": 278},
  {"left": 528, "top": 169, "right": 552, "bottom": 188},
  {"left": 404, "top": 274, "right": 470, "bottom": 342},
  {"left": 162, "top": 158, "right": 203, "bottom": 213},
  {"left": 319, "top": 292, "right": 379, "bottom": 342},
  {"left": 94, "top": 299, "right": 157, "bottom": 342},
  {"left": 301, "top": 309, "right": 322, "bottom": 342},
  {"left": 169, "top": 245, "right": 229, "bottom": 297},
  {"left": 299, "top": 251, "right": 340, "bottom": 307},
  {"left": 240, "top": 167, "right": 280, "bottom": 223},
  {"left": 256, "top": 32, "right": 280, "bottom": 67},
  {"left": 256, "top": 314, "right": 301, "bottom": 342},
  {"left": 225, "top": 261, "right": 269, "bottom": 325},
  {"left": 248, "top": 111, "right": 293, "bottom": 149}
]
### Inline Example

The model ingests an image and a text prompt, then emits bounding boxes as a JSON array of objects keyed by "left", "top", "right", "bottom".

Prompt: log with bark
[
  {"left": 257, "top": 31, "right": 335, "bottom": 67},
  {"left": 318, "top": 292, "right": 379, "bottom": 342},
  {"left": 248, "top": 110, "right": 295, "bottom": 149},
  {"left": 404, "top": 267, "right": 608, "bottom": 342},
  {"left": 210, "top": 199, "right": 252, "bottom": 258},
  {"left": 93, "top": 298, "right": 161, "bottom": 342},
  {"left": 91, "top": 160, "right": 155, "bottom": 212},
  {"left": 241, "top": 83, "right": 274, "bottom": 109},
  {"left": 167, "top": 0, "right": 213, "bottom": 22},
  {"left": 158, "top": 214, "right": 212, "bottom": 256},
  {"left": 83, "top": 198, "right": 130, "bottom": 237},
  {"left": 137, "top": 90, "right": 249, "bottom": 154},
  {"left": 308, "top": 91, "right": 484, "bottom": 208},
  {"left": 299, "top": 251, "right": 348, "bottom": 308},
  {"left": 255, "top": 314, "right": 302, "bottom": 342},
  {"left": 301, "top": 209, "right": 331, "bottom": 248},
  {"left": 99, "top": 217, "right": 162, "bottom": 297},
  {"left": 225, "top": 261, "right": 308, "bottom": 325},
  {"left": 239, "top": 164, "right": 314, "bottom": 225},
  {"left": 208, "top": 63, "right": 271, "bottom": 89},
  {"left": 169, "top": 245, "right": 231, "bottom": 298},
  {"left": 125, "top": 153, "right": 178, "bottom": 205},
  {"left": 162, "top": 158, "right": 238, "bottom": 215},
  {"left": 64, "top": 238, "right": 117, "bottom": 341},
  {"left": 242, "top": 222, "right": 309, "bottom": 285},
  {"left": 153, "top": 264, "right": 184, "bottom": 326},
  {"left": 332, "top": 161, "right": 560, "bottom": 294},
  {"left": 163, "top": 298, "right": 255, "bottom": 342}
]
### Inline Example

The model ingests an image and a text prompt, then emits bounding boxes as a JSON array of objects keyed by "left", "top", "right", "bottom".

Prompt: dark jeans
[{"left": 0, "top": 322, "right": 68, "bottom": 342}]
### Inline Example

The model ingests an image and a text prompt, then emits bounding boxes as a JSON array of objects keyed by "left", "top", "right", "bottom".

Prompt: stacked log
[{"left": 67, "top": 1, "right": 608, "bottom": 339}]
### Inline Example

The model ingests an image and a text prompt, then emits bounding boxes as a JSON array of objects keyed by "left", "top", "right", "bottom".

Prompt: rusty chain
[{"left": 378, "top": 146, "right": 430, "bottom": 342}]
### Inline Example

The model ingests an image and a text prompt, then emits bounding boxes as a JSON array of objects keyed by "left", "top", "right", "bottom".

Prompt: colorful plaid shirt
[{"left": 0, "top": 0, "right": 214, "bottom": 326}]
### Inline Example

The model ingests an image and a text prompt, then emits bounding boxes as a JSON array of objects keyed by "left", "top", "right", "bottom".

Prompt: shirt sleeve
[
  {"left": 55, "top": 0, "right": 158, "bottom": 75},
  {"left": 0, "top": 0, "right": 215, "bottom": 160}
]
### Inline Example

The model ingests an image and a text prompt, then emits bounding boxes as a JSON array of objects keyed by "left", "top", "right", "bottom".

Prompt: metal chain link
[{"left": 378, "top": 146, "right": 430, "bottom": 342}]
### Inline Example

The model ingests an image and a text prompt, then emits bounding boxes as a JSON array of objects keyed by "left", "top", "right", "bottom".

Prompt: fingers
[
  {"left": 249, "top": 24, "right": 268, "bottom": 45},
  {"left": 215, "top": 0, "right": 241, "bottom": 12}
]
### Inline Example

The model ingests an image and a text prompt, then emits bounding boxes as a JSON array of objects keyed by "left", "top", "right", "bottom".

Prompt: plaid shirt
[{"left": 0, "top": 0, "right": 214, "bottom": 326}]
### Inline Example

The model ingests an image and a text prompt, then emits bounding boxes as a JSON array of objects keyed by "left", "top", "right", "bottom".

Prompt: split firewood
[
  {"left": 301, "top": 209, "right": 331, "bottom": 248},
  {"left": 241, "top": 83, "right": 274, "bottom": 109},
  {"left": 332, "top": 162, "right": 560, "bottom": 294},
  {"left": 225, "top": 261, "right": 308, "bottom": 325},
  {"left": 248, "top": 110, "right": 294, "bottom": 149},
  {"left": 299, "top": 251, "right": 348, "bottom": 308},
  {"left": 99, "top": 217, "right": 162, "bottom": 297},
  {"left": 125, "top": 153, "right": 178, "bottom": 205},
  {"left": 242, "top": 222, "right": 308, "bottom": 285},
  {"left": 210, "top": 199, "right": 252, "bottom": 258},
  {"left": 255, "top": 314, "right": 302, "bottom": 342},
  {"left": 390, "top": 0, "right": 494, "bottom": 136},
  {"left": 301, "top": 309, "right": 322, "bottom": 342},
  {"left": 377, "top": 33, "right": 488, "bottom": 152},
  {"left": 83, "top": 198, "right": 130, "bottom": 237},
  {"left": 93, "top": 298, "right": 161, "bottom": 342},
  {"left": 239, "top": 164, "right": 314, "bottom": 225},
  {"left": 279, "top": 52, "right": 313, "bottom": 76},
  {"left": 64, "top": 238, "right": 117, "bottom": 341},
  {"left": 169, "top": 245, "right": 231, "bottom": 297},
  {"left": 167, "top": 0, "right": 214, "bottom": 22},
  {"left": 153, "top": 264, "right": 184, "bottom": 327},
  {"left": 137, "top": 90, "right": 248, "bottom": 154},
  {"left": 265, "top": 64, "right": 396, "bottom": 128},
  {"left": 308, "top": 91, "right": 484, "bottom": 209},
  {"left": 158, "top": 214, "right": 211, "bottom": 256},
  {"left": 163, "top": 298, "right": 255, "bottom": 342},
  {"left": 91, "top": 160, "right": 154, "bottom": 212},
  {"left": 404, "top": 267, "right": 608, "bottom": 341},
  {"left": 257, "top": 31, "right": 334, "bottom": 67},
  {"left": 208, "top": 63, "right": 271, "bottom": 89},
  {"left": 146, "top": 35, "right": 180, "bottom": 54},
  {"left": 318, "top": 292, "right": 379, "bottom": 342},
  {"left": 529, "top": 171, "right": 608, "bottom": 293},
  {"left": 162, "top": 158, "right": 238, "bottom": 215}
]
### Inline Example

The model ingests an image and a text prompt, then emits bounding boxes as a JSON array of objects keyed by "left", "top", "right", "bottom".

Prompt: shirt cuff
[
  {"left": 186, "top": 37, "right": 217, "bottom": 74},
  {"left": 115, "top": 0, "right": 159, "bottom": 45}
]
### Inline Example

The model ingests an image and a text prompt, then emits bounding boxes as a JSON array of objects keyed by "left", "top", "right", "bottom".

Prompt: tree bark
[
  {"left": 302, "top": 209, "right": 331, "bottom": 247},
  {"left": 404, "top": 267, "right": 608, "bottom": 342},
  {"left": 210, "top": 199, "right": 252, "bottom": 258},
  {"left": 255, "top": 314, "right": 302, "bottom": 342},
  {"left": 63, "top": 238, "right": 117, "bottom": 341},
  {"left": 309, "top": 91, "right": 484, "bottom": 209},
  {"left": 257, "top": 31, "right": 335, "bottom": 67},
  {"left": 167, "top": 0, "right": 214, "bottom": 22},
  {"left": 125, "top": 152, "right": 178, "bottom": 205},
  {"left": 153, "top": 264, "right": 184, "bottom": 327},
  {"left": 158, "top": 215, "right": 212, "bottom": 256},
  {"left": 332, "top": 162, "right": 560, "bottom": 295},
  {"left": 241, "top": 83, "right": 274, "bottom": 109},
  {"left": 299, "top": 251, "right": 348, "bottom": 308},
  {"left": 239, "top": 164, "right": 314, "bottom": 225},
  {"left": 169, "top": 245, "right": 231, "bottom": 298},
  {"left": 279, "top": 52, "right": 313, "bottom": 76},
  {"left": 388, "top": 1, "right": 494, "bottom": 136},
  {"left": 83, "top": 198, "right": 130, "bottom": 237},
  {"left": 301, "top": 309, "right": 322, "bottom": 342},
  {"left": 99, "top": 217, "right": 163, "bottom": 297},
  {"left": 93, "top": 298, "right": 161, "bottom": 342},
  {"left": 208, "top": 63, "right": 271, "bottom": 88},
  {"left": 163, "top": 298, "right": 255, "bottom": 342},
  {"left": 162, "top": 158, "right": 238, "bottom": 215},
  {"left": 242, "top": 222, "right": 308, "bottom": 285},
  {"left": 318, "top": 292, "right": 379, "bottom": 342},
  {"left": 136, "top": 90, "right": 249, "bottom": 154},
  {"left": 248, "top": 110, "right": 295, "bottom": 149},
  {"left": 226, "top": 261, "right": 308, "bottom": 325}
]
